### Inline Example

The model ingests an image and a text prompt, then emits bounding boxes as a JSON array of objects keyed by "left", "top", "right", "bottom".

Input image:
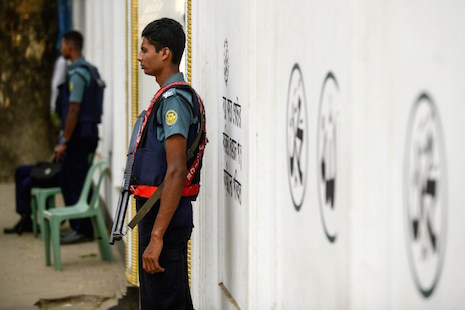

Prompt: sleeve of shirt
[
  {"left": 68, "top": 69, "right": 89, "bottom": 103},
  {"left": 159, "top": 95, "right": 194, "bottom": 140}
]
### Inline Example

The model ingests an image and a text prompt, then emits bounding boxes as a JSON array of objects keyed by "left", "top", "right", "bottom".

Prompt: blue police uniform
[
  {"left": 133, "top": 72, "right": 202, "bottom": 310},
  {"left": 60, "top": 57, "right": 99, "bottom": 237},
  {"left": 14, "top": 164, "right": 34, "bottom": 217},
  {"left": 2, "top": 164, "right": 35, "bottom": 234}
]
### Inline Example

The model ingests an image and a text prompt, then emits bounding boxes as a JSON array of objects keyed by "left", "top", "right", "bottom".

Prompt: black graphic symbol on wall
[
  {"left": 286, "top": 64, "right": 308, "bottom": 211},
  {"left": 224, "top": 39, "right": 229, "bottom": 86},
  {"left": 404, "top": 93, "right": 447, "bottom": 298},
  {"left": 317, "top": 72, "right": 340, "bottom": 243}
]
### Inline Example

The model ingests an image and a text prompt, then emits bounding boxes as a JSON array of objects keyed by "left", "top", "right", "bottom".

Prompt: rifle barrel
[{"left": 109, "top": 191, "right": 130, "bottom": 244}]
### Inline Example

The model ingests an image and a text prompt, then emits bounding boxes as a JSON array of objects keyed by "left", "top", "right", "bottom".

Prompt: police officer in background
[
  {"left": 55, "top": 30, "right": 101, "bottom": 244},
  {"left": 132, "top": 18, "right": 206, "bottom": 309}
]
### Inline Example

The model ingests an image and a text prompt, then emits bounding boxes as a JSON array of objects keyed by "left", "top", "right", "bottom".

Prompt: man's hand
[
  {"left": 142, "top": 235, "right": 165, "bottom": 274},
  {"left": 54, "top": 144, "right": 67, "bottom": 161},
  {"left": 55, "top": 102, "right": 80, "bottom": 161}
]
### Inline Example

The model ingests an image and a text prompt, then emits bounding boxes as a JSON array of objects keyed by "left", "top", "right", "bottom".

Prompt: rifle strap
[{"left": 127, "top": 104, "right": 205, "bottom": 230}]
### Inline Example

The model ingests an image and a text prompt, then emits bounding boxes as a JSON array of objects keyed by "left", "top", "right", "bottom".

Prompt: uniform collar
[
  {"left": 163, "top": 72, "right": 185, "bottom": 87},
  {"left": 69, "top": 56, "right": 86, "bottom": 69}
]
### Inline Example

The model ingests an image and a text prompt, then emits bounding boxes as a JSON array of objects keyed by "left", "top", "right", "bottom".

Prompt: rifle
[{"left": 109, "top": 110, "right": 146, "bottom": 244}]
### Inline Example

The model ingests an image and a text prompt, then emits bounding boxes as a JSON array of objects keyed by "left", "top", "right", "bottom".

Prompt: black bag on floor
[{"left": 30, "top": 161, "right": 62, "bottom": 188}]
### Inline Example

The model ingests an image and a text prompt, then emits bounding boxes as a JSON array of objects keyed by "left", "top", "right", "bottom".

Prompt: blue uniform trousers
[
  {"left": 15, "top": 164, "right": 34, "bottom": 216},
  {"left": 60, "top": 133, "right": 98, "bottom": 236},
  {"left": 136, "top": 199, "right": 194, "bottom": 310}
]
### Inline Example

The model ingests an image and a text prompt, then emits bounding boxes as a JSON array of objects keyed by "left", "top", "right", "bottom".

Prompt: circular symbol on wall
[
  {"left": 404, "top": 93, "right": 448, "bottom": 298},
  {"left": 286, "top": 64, "right": 308, "bottom": 211},
  {"left": 317, "top": 72, "right": 340, "bottom": 243},
  {"left": 224, "top": 39, "right": 229, "bottom": 86}
]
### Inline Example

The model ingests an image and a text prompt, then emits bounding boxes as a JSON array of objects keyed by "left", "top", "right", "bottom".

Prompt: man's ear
[{"left": 160, "top": 47, "right": 171, "bottom": 61}]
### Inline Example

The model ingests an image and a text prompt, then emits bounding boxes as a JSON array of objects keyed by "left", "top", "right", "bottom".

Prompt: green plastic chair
[
  {"left": 31, "top": 187, "right": 61, "bottom": 238},
  {"left": 42, "top": 159, "right": 114, "bottom": 270},
  {"left": 31, "top": 153, "right": 95, "bottom": 239}
]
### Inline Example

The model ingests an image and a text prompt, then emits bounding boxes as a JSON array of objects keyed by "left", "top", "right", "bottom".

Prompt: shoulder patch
[
  {"left": 163, "top": 89, "right": 176, "bottom": 99},
  {"left": 165, "top": 110, "right": 178, "bottom": 126}
]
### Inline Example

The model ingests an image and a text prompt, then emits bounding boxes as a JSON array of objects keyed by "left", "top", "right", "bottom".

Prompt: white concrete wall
[{"left": 192, "top": 0, "right": 465, "bottom": 309}]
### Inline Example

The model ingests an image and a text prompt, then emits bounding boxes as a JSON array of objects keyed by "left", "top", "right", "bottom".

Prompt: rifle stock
[{"left": 109, "top": 111, "right": 146, "bottom": 245}]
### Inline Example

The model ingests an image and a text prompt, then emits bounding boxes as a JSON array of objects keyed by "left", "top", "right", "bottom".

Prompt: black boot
[
  {"left": 3, "top": 215, "right": 33, "bottom": 235},
  {"left": 20, "top": 215, "right": 33, "bottom": 234},
  {"left": 3, "top": 217, "right": 22, "bottom": 234}
]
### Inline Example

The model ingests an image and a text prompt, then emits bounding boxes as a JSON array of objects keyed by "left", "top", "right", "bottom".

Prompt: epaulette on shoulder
[
  {"left": 69, "top": 66, "right": 91, "bottom": 84},
  {"left": 162, "top": 88, "right": 177, "bottom": 99},
  {"left": 70, "top": 66, "right": 86, "bottom": 75}
]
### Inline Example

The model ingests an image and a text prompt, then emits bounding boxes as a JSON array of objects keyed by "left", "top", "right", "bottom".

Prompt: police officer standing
[
  {"left": 55, "top": 30, "right": 101, "bottom": 244},
  {"left": 132, "top": 18, "right": 206, "bottom": 309}
]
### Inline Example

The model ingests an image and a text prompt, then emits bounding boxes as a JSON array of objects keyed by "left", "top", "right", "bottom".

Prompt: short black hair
[
  {"left": 63, "top": 30, "right": 84, "bottom": 51},
  {"left": 141, "top": 18, "right": 186, "bottom": 65}
]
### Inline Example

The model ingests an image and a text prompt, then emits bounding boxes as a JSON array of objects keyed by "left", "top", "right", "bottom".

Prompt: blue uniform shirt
[
  {"left": 67, "top": 57, "right": 98, "bottom": 139},
  {"left": 151, "top": 72, "right": 199, "bottom": 229},
  {"left": 156, "top": 72, "right": 198, "bottom": 144},
  {"left": 68, "top": 57, "right": 91, "bottom": 103}
]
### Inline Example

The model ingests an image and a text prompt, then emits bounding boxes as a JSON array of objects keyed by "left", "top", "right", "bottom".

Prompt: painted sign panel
[
  {"left": 404, "top": 94, "right": 448, "bottom": 298},
  {"left": 317, "top": 72, "right": 341, "bottom": 242},
  {"left": 286, "top": 64, "right": 308, "bottom": 211}
]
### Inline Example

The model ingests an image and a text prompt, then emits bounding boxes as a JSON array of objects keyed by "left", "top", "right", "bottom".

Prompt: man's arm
[
  {"left": 142, "top": 134, "right": 187, "bottom": 274},
  {"left": 54, "top": 67, "right": 87, "bottom": 160},
  {"left": 54, "top": 102, "right": 80, "bottom": 160}
]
